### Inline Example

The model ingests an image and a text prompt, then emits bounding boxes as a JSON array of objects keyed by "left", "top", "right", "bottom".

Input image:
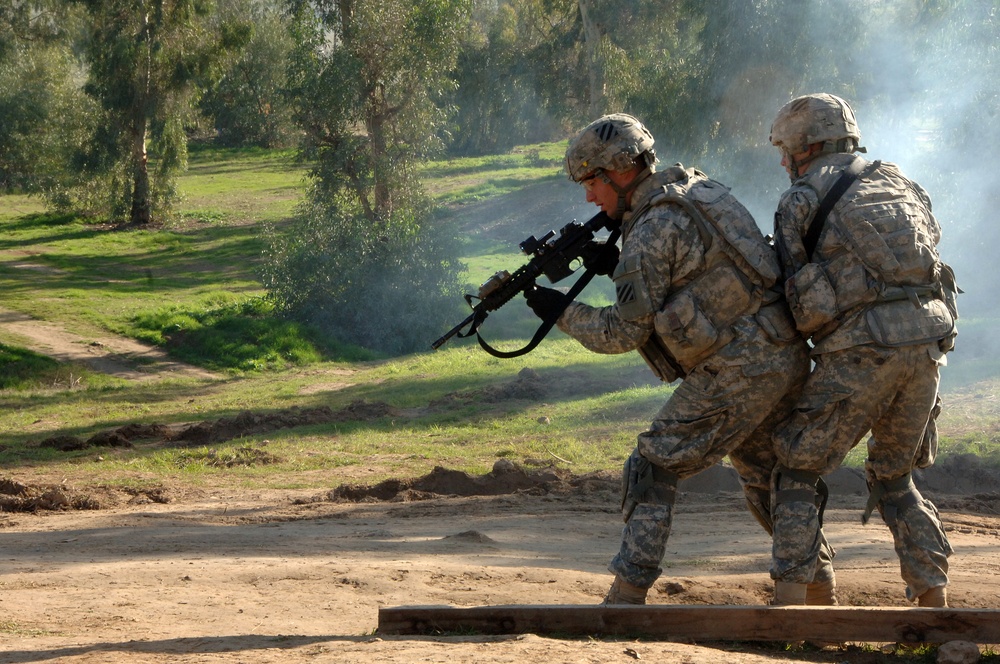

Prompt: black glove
[
  {"left": 579, "top": 240, "right": 620, "bottom": 276},
  {"left": 524, "top": 285, "right": 566, "bottom": 320}
]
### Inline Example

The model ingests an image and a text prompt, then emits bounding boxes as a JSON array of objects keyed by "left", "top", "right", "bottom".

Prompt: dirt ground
[
  {"left": 2, "top": 286, "right": 1000, "bottom": 662},
  {"left": 2, "top": 461, "right": 999, "bottom": 664}
]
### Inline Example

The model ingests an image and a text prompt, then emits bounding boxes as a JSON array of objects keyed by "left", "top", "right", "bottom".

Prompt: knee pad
[
  {"left": 621, "top": 450, "right": 678, "bottom": 522},
  {"left": 863, "top": 473, "right": 920, "bottom": 526},
  {"left": 772, "top": 466, "right": 829, "bottom": 526}
]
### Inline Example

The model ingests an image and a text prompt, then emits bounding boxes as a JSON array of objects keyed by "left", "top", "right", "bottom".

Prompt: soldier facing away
[
  {"left": 767, "top": 93, "right": 959, "bottom": 606},
  {"left": 524, "top": 113, "right": 836, "bottom": 605}
]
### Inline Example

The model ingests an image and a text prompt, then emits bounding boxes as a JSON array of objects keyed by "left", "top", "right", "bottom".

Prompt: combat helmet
[
  {"left": 565, "top": 113, "right": 656, "bottom": 183},
  {"left": 770, "top": 93, "right": 864, "bottom": 159},
  {"left": 565, "top": 113, "right": 657, "bottom": 219}
]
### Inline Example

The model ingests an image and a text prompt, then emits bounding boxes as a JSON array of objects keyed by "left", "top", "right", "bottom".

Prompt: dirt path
[
  {"left": 0, "top": 477, "right": 997, "bottom": 663},
  {"left": 0, "top": 305, "right": 218, "bottom": 381}
]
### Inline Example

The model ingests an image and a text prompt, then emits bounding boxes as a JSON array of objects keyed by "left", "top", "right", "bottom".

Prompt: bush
[{"left": 262, "top": 199, "right": 467, "bottom": 355}]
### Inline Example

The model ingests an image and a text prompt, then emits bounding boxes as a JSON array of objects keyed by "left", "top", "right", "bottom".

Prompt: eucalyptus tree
[
  {"left": 450, "top": 0, "right": 689, "bottom": 155},
  {"left": 72, "top": 0, "right": 248, "bottom": 225},
  {"left": 0, "top": 1, "right": 91, "bottom": 193},
  {"left": 200, "top": 0, "right": 296, "bottom": 147},
  {"left": 264, "top": 0, "right": 470, "bottom": 354}
]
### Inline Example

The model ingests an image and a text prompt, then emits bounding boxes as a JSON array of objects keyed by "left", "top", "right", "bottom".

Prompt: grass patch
[
  {"left": 173, "top": 445, "right": 282, "bottom": 469},
  {"left": 0, "top": 343, "right": 120, "bottom": 391},
  {"left": 130, "top": 296, "right": 377, "bottom": 371}
]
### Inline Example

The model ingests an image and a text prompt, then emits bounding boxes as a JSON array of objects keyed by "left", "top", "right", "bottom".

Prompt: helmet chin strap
[
  {"left": 785, "top": 139, "right": 867, "bottom": 180},
  {"left": 598, "top": 166, "right": 654, "bottom": 220},
  {"left": 784, "top": 148, "right": 816, "bottom": 180}
]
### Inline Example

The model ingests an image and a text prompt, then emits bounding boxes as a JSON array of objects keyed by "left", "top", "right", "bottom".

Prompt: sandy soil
[{"left": 1, "top": 466, "right": 999, "bottom": 664}]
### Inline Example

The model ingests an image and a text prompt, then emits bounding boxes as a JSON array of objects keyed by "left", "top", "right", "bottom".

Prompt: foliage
[
  {"left": 447, "top": 0, "right": 576, "bottom": 155},
  {"left": 263, "top": 196, "right": 468, "bottom": 355},
  {"left": 287, "top": 0, "right": 471, "bottom": 220},
  {"left": 0, "top": 3, "right": 95, "bottom": 194},
  {"left": 199, "top": 0, "right": 297, "bottom": 147},
  {"left": 69, "top": 0, "right": 250, "bottom": 225}
]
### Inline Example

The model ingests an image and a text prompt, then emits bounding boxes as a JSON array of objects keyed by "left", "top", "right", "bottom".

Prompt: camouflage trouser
[
  {"left": 610, "top": 335, "right": 810, "bottom": 588},
  {"left": 771, "top": 342, "right": 952, "bottom": 600}
]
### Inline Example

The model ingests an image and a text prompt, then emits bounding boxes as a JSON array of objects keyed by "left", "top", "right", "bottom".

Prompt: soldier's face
[
  {"left": 780, "top": 146, "right": 819, "bottom": 178},
  {"left": 581, "top": 174, "right": 622, "bottom": 214}
]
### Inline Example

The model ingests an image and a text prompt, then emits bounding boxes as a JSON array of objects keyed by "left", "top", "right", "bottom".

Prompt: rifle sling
[
  {"left": 477, "top": 228, "right": 621, "bottom": 359},
  {"left": 802, "top": 157, "right": 876, "bottom": 260}
]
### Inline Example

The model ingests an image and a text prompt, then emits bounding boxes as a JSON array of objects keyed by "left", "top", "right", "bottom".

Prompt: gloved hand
[
  {"left": 579, "top": 240, "right": 620, "bottom": 276},
  {"left": 524, "top": 285, "right": 566, "bottom": 320}
]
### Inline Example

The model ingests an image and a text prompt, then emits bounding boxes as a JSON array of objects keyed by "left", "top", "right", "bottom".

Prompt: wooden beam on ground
[{"left": 378, "top": 604, "right": 1000, "bottom": 644}]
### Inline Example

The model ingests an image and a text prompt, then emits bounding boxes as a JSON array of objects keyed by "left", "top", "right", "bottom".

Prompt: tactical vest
[
  {"left": 782, "top": 159, "right": 956, "bottom": 347},
  {"left": 631, "top": 167, "right": 789, "bottom": 380}
]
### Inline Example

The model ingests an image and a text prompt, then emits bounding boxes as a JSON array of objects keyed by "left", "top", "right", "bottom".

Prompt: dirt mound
[
  {"left": 937, "top": 492, "right": 1000, "bottom": 515},
  {"left": 33, "top": 400, "right": 398, "bottom": 451},
  {"left": 430, "top": 367, "right": 549, "bottom": 407},
  {"left": 0, "top": 478, "right": 176, "bottom": 512},
  {"left": 325, "top": 459, "right": 617, "bottom": 503},
  {"left": 917, "top": 453, "right": 1000, "bottom": 495}
]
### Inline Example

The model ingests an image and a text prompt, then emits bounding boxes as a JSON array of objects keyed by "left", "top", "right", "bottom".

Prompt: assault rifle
[{"left": 431, "top": 210, "right": 618, "bottom": 358}]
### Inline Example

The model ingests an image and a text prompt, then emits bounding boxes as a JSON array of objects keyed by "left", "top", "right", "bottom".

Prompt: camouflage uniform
[
  {"left": 770, "top": 148, "right": 956, "bottom": 601},
  {"left": 558, "top": 166, "right": 812, "bottom": 589}
]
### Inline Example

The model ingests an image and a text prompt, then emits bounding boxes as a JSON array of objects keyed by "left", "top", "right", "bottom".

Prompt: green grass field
[{"left": 0, "top": 145, "right": 996, "bottom": 491}]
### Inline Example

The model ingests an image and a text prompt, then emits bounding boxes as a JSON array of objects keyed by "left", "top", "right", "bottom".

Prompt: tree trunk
[
  {"left": 130, "top": 9, "right": 153, "bottom": 226},
  {"left": 129, "top": 116, "right": 151, "bottom": 226},
  {"left": 578, "top": 0, "right": 605, "bottom": 118},
  {"left": 368, "top": 83, "right": 392, "bottom": 222}
]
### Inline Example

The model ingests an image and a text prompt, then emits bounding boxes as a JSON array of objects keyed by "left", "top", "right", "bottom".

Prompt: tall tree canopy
[{"left": 73, "top": 0, "right": 247, "bottom": 224}]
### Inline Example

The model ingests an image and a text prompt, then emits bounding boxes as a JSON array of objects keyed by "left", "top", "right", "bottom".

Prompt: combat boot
[
  {"left": 602, "top": 576, "right": 648, "bottom": 605},
  {"left": 807, "top": 539, "right": 838, "bottom": 605},
  {"left": 772, "top": 580, "right": 807, "bottom": 605},
  {"left": 917, "top": 586, "right": 947, "bottom": 607}
]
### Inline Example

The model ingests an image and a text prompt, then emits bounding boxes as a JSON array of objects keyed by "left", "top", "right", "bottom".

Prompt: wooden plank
[{"left": 378, "top": 604, "right": 1000, "bottom": 643}]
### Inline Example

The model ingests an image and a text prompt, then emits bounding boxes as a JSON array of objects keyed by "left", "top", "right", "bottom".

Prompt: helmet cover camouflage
[
  {"left": 565, "top": 113, "right": 656, "bottom": 182},
  {"left": 769, "top": 93, "right": 861, "bottom": 153}
]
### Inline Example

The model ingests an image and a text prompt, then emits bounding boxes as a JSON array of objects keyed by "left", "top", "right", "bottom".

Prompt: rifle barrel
[{"left": 431, "top": 312, "right": 477, "bottom": 350}]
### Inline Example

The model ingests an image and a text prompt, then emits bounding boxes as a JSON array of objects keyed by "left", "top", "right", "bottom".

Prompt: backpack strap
[{"left": 803, "top": 157, "right": 878, "bottom": 260}]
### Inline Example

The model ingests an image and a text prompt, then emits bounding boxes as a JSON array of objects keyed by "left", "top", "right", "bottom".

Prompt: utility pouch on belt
[
  {"left": 937, "top": 262, "right": 961, "bottom": 352},
  {"left": 915, "top": 395, "right": 942, "bottom": 469},
  {"left": 637, "top": 337, "right": 682, "bottom": 383},
  {"left": 865, "top": 298, "right": 955, "bottom": 347}
]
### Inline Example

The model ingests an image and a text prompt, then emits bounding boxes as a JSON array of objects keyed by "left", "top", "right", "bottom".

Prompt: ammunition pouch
[
  {"left": 654, "top": 264, "right": 752, "bottom": 370},
  {"left": 755, "top": 297, "right": 800, "bottom": 344},
  {"left": 785, "top": 259, "right": 876, "bottom": 335}
]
